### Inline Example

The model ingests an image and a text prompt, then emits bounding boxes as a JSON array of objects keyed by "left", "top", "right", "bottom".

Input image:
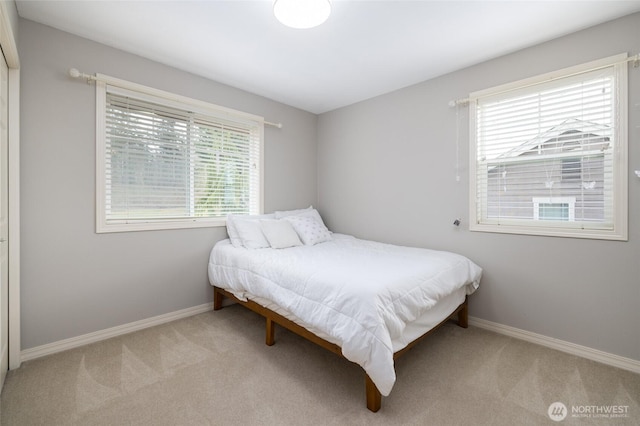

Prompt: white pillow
[
  {"left": 260, "top": 219, "right": 303, "bottom": 249},
  {"left": 284, "top": 215, "right": 332, "bottom": 246},
  {"left": 227, "top": 214, "right": 274, "bottom": 248},
  {"left": 233, "top": 218, "right": 270, "bottom": 249},
  {"left": 275, "top": 206, "right": 329, "bottom": 230},
  {"left": 225, "top": 215, "right": 242, "bottom": 248}
]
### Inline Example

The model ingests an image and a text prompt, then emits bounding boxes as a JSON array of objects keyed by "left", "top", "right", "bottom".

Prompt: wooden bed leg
[
  {"left": 457, "top": 297, "right": 469, "bottom": 329},
  {"left": 265, "top": 317, "right": 275, "bottom": 346},
  {"left": 213, "top": 287, "right": 224, "bottom": 311},
  {"left": 365, "top": 375, "right": 382, "bottom": 412}
]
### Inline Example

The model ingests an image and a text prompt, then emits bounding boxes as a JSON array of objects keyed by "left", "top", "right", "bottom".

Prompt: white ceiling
[{"left": 16, "top": 0, "right": 640, "bottom": 114}]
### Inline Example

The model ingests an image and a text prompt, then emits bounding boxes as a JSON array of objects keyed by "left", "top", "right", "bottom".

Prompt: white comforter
[{"left": 208, "top": 234, "right": 482, "bottom": 396}]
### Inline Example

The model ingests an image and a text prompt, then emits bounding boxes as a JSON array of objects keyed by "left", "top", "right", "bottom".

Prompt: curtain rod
[
  {"left": 448, "top": 53, "right": 639, "bottom": 108},
  {"left": 69, "top": 68, "right": 283, "bottom": 129}
]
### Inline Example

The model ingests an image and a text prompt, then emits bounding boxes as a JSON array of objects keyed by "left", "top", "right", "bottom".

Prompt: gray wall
[
  {"left": 318, "top": 13, "right": 640, "bottom": 362},
  {"left": 19, "top": 19, "right": 318, "bottom": 349}
]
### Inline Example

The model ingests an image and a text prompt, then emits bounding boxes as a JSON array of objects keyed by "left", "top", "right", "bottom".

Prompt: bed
[{"left": 208, "top": 208, "right": 482, "bottom": 412}]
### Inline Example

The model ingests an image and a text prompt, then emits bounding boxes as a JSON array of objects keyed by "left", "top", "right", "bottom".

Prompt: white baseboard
[
  {"left": 18, "top": 307, "right": 640, "bottom": 375},
  {"left": 469, "top": 316, "right": 640, "bottom": 374},
  {"left": 20, "top": 303, "right": 213, "bottom": 363}
]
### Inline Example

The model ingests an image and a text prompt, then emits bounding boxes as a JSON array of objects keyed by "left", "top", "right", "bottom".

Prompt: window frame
[
  {"left": 469, "top": 54, "right": 628, "bottom": 241},
  {"left": 95, "top": 75, "right": 264, "bottom": 233}
]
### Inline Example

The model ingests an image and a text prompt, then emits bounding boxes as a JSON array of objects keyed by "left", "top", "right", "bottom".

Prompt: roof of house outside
[{"left": 500, "top": 118, "right": 611, "bottom": 160}]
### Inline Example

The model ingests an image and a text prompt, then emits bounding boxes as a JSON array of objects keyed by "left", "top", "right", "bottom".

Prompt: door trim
[
  {"left": 0, "top": 1, "right": 21, "bottom": 372},
  {"left": 7, "top": 67, "right": 18, "bottom": 371}
]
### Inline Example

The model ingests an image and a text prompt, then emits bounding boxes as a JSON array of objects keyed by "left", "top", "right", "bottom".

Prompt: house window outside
[
  {"left": 561, "top": 156, "right": 582, "bottom": 182},
  {"left": 96, "top": 79, "right": 264, "bottom": 233},
  {"left": 532, "top": 197, "right": 575, "bottom": 221},
  {"left": 469, "top": 54, "right": 628, "bottom": 240}
]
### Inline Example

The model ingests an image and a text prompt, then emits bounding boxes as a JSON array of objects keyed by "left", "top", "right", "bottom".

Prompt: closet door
[{"left": 0, "top": 48, "right": 8, "bottom": 392}]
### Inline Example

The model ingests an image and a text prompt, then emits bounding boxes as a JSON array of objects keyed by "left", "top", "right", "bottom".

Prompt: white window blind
[
  {"left": 470, "top": 54, "right": 628, "bottom": 240},
  {"left": 97, "top": 81, "right": 263, "bottom": 233}
]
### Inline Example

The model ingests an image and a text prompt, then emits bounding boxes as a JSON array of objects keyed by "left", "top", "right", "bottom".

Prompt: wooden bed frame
[{"left": 213, "top": 286, "right": 468, "bottom": 412}]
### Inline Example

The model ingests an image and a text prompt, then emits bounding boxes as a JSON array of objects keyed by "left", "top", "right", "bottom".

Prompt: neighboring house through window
[{"left": 469, "top": 54, "right": 628, "bottom": 240}]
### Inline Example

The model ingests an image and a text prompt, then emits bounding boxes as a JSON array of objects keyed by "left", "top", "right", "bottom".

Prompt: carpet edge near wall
[
  {"left": 468, "top": 316, "right": 640, "bottom": 374},
  {"left": 19, "top": 303, "right": 214, "bottom": 363},
  {"left": 17, "top": 305, "right": 640, "bottom": 376}
]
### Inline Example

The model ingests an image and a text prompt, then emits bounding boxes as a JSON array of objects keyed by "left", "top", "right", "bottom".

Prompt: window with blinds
[
  {"left": 96, "top": 81, "right": 263, "bottom": 233},
  {"left": 469, "top": 54, "right": 628, "bottom": 240}
]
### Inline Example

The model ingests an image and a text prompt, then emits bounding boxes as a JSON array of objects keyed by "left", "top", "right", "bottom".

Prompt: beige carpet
[{"left": 1, "top": 304, "right": 638, "bottom": 425}]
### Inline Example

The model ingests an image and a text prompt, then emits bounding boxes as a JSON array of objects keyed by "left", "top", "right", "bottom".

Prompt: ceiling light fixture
[{"left": 274, "top": 0, "right": 331, "bottom": 29}]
